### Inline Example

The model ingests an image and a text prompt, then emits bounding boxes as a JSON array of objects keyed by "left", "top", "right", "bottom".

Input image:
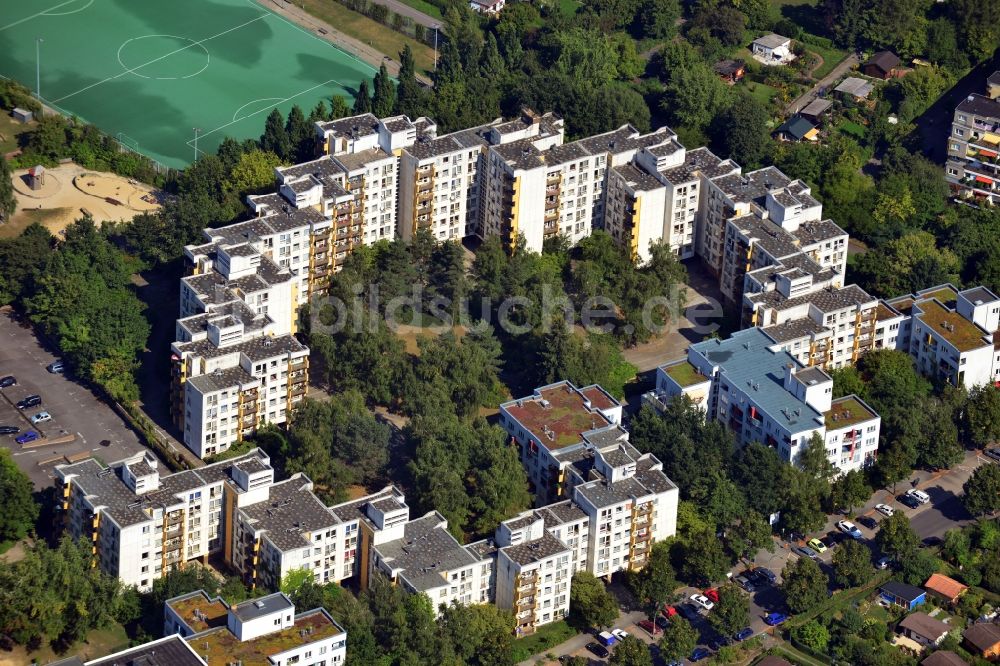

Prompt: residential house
[
  {"left": 897, "top": 612, "right": 952, "bottom": 648},
  {"left": 714, "top": 60, "right": 746, "bottom": 83},
  {"left": 470, "top": 0, "right": 505, "bottom": 13},
  {"left": 799, "top": 98, "right": 833, "bottom": 124},
  {"left": 752, "top": 34, "right": 794, "bottom": 64},
  {"left": 922, "top": 652, "right": 969, "bottom": 666},
  {"left": 963, "top": 622, "right": 1000, "bottom": 660},
  {"left": 864, "top": 51, "right": 901, "bottom": 79},
  {"left": 925, "top": 574, "right": 968, "bottom": 606},
  {"left": 835, "top": 77, "right": 875, "bottom": 103},
  {"left": 775, "top": 115, "right": 818, "bottom": 143},
  {"left": 880, "top": 581, "right": 927, "bottom": 611}
]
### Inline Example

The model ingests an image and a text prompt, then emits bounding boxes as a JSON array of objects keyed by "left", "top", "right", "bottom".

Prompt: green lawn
[
  {"left": 838, "top": 119, "right": 867, "bottom": 139},
  {"left": 805, "top": 41, "right": 850, "bottom": 80},
  {"left": 510, "top": 620, "right": 577, "bottom": 662},
  {"left": 0, "top": 112, "right": 32, "bottom": 155},
  {"left": 745, "top": 82, "right": 781, "bottom": 106},
  {"left": 12, "top": 624, "right": 129, "bottom": 664},
  {"left": 392, "top": 0, "right": 443, "bottom": 19},
  {"left": 555, "top": 0, "right": 581, "bottom": 18}
]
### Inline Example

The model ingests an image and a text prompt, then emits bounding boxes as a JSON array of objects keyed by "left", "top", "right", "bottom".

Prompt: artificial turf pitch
[{"left": 0, "top": 0, "right": 377, "bottom": 169}]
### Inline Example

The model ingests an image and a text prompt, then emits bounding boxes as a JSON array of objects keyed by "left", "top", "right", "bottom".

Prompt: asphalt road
[{"left": 0, "top": 310, "right": 145, "bottom": 489}]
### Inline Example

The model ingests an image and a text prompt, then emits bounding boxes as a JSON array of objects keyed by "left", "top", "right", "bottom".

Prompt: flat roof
[
  {"left": 661, "top": 360, "right": 710, "bottom": 387},
  {"left": 373, "top": 512, "right": 481, "bottom": 592},
  {"left": 914, "top": 298, "right": 990, "bottom": 353},
  {"left": 167, "top": 591, "right": 229, "bottom": 633},
  {"left": 85, "top": 635, "right": 207, "bottom": 666},
  {"left": 230, "top": 593, "right": 293, "bottom": 622},
  {"left": 237, "top": 476, "right": 339, "bottom": 552},
  {"left": 824, "top": 395, "right": 877, "bottom": 429},
  {"left": 503, "top": 382, "right": 616, "bottom": 449},
  {"left": 188, "top": 609, "right": 343, "bottom": 666}
]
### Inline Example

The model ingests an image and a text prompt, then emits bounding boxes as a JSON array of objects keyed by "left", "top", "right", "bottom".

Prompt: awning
[
  {"left": 976, "top": 175, "right": 993, "bottom": 184},
  {"left": 979, "top": 149, "right": 998, "bottom": 158},
  {"left": 982, "top": 132, "right": 1000, "bottom": 145}
]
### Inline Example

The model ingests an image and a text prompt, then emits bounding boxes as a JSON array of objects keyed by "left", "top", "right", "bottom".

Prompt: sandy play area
[{"left": 4, "top": 162, "right": 162, "bottom": 238}]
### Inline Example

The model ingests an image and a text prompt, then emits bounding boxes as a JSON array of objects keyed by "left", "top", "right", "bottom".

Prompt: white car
[
  {"left": 875, "top": 503, "right": 894, "bottom": 517},
  {"left": 612, "top": 628, "right": 629, "bottom": 641},
  {"left": 30, "top": 411, "right": 52, "bottom": 424},
  {"left": 690, "top": 593, "right": 715, "bottom": 611},
  {"left": 837, "top": 520, "right": 863, "bottom": 539},
  {"left": 906, "top": 489, "right": 931, "bottom": 505}
]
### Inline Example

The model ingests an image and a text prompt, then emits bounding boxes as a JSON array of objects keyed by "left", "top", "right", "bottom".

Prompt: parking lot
[{"left": 0, "top": 310, "right": 145, "bottom": 488}]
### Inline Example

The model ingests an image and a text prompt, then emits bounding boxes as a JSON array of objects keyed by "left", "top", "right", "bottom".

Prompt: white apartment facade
[{"left": 945, "top": 72, "right": 1000, "bottom": 207}]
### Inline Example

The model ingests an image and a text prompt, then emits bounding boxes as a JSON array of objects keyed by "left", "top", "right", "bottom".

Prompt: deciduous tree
[
  {"left": 569, "top": 571, "right": 619, "bottom": 629},
  {"left": 781, "top": 556, "right": 829, "bottom": 613},
  {"left": 964, "top": 464, "right": 1000, "bottom": 516},
  {"left": 659, "top": 616, "right": 698, "bottom": 662},
  {"left": 708, "top": 584, "right": 750, "bottom": 637},
  {"left": 832, "top": 539, "right": 875, "bottom": 588}
]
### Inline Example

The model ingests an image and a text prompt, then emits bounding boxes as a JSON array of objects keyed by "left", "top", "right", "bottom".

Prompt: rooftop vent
[{"left": 254, "top": 600, "right": 265, "bottom": 609}]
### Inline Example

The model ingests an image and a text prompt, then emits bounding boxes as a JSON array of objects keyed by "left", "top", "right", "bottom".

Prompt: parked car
[
  {"left": 795, "top": 545, "right": 819, "bottom": 560},
  {"left": 16, "top": 395, "right": 41, "bottom": 409},
  {"left": 751, "top": 568, "right": 777, "bottom": 585},
  {"left": 30, "top": 411, "right": 51, "bottom": 424},
  {"left": 876, "top": 556, "right": 893, "bottom": 570},
  {"left": 661, "top": 604, "right": 677, "bottom": 618},
  {"left": 734, "top": 575, "right": 756, "bottom": 592},
  {"left": 655, "top": 615, "right": 670, "bottom": 629},
  {"left": 690, "top": 647, "right": 711, "bottom": 662},
  {"left": 875, "top": 503, "right": 895, "bottom": 517},
  {"left": 825, "top": 530, "right": 847, "bottom": 545},
  {"left": 899, "top": 493, "right": 922, "bottom": 508},
  {"left": 586, "top": 643, "right": 610, "bottom": 659},
  {"left": 764, "top": 612, "right": 788, "bottom": 626},
  {"left": 677, "top": 603, "right": 701, "bottom": 620},
  {"left": 0, "top": 375, "right": 16, "bottom": 388},
  {"left": 734, "top": 627, "right": 754, "bottom": 642},
  {"left": 15, "top": 430, "right": 39, "bottom": 444},
  {"left": 858, "top": 515, "right": 878, "bottom": 530},
  {"left": 613, "top": 628, "right": 629, "bottom": 641},
  {"left": 906, "top": 489, "right": 931, "bottom": 504},
  {"left": 47, "top": 360, "right": 65, "bottom": 374},
  {"left": 985, "top": 448, "right": 1000, "bottom": 463},
  {"left": 807, "top": 538, "right": 828, "bottom": 553},
  {"left": 837, "top": 520, "right": 863, "bottom": 539},
  {"left": 596, "top": 631, "right": 617, "bottom": 647},
  {"left": 703, "top": 588, "right": 720, "bottom": 603},
  {"left": 0, "top": 425, "right": 20, "bottom": 435},
  {"left": 638, "top": 619, "right": 657, "bottom": 634},
  {"left": 690, "top": 593, "right": 715, "bottom": 611}
]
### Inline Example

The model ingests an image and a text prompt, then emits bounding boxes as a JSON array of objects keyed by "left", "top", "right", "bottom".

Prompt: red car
[
  {"left": 704, "top": 588, "right": 720, "bottom": 603},
  {"left": 661, "top": 605, "right": 678, "bottom": 618},
  {"left": 638, "top": 619, "right": 656, "bottom": 634}
]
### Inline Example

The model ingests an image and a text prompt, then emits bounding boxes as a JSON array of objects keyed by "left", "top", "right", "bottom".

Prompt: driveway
[
  {"left": 0, "top": 310, "right": 146, "bottom": 489},
  {"left": 785, "top": 53, "right": 859, "bottom": 115}
]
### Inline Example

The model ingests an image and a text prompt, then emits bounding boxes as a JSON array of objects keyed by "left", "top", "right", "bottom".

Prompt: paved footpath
[
  {"left": 255, "top": 0, "right": 434, "bottom": 85},
  {"left": 785, "top": 53, "right": 859, "bottom": 115}
]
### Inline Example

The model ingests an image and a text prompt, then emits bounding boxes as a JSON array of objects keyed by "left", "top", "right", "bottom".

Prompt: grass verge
[
  {"left": 392, "top": 0, "right": 442, "bottom": 19},
  {"left": 510, "top": 620, "right": 577, "bottom": 663},
  {"left": 296, "top": 0, "right": 437, "bottom": 76},
  {"left": 806, "top": 42, "right": 849, "bottom": 80}
]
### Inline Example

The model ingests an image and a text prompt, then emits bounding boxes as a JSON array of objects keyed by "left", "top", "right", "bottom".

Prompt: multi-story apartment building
[
  {"left": 884, "top": 284, "right": 1000, "bottom": 389},
  {"left": 498, "top": 381, "right": 624, "bottom": 506},
  {"left": 164, "top": 590, "right": 347, "bottom": 666},
  {"left": 55, "top": 448, "right": 361, "bottom": 593},
  {"left": 604, "top": 145, "right": 739, "bottom": 262},
  {"left": 747, "top": 284, "right": 903, "bottom": 372},
  {"left": 652, "top": 327, "right": 881, "bottom": 473},
  {"left": 945, "top": 72, "right": 1000, "bottom": 207},
  {"left": 50, "top": 635, "right": 208, "bottom": 666}
]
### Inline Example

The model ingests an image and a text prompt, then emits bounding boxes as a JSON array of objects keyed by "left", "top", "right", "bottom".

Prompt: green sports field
[{"left": 0, "top": 0, "right": 377, "bottom": 169}]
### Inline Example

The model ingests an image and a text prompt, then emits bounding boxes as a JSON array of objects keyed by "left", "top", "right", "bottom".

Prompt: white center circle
[{"left": 117, "top": 34, "right": 210, "bottom": 81}]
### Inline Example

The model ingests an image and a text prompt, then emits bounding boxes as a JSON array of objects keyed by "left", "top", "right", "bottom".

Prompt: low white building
[{"left": 752, "top": 34, "right": 794, "bottom": 64}]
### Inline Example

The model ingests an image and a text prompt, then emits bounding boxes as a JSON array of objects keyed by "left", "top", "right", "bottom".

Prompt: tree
[
  {"left": 438, "top": 603, "right": 515, "bottom": 666},
  {"left": 876, "top": 512, "right": 919, "bottom": 560},
  {"left": 396, "top": 45, "right": 424, "bottom": 116},
  {"left": 832, "top": 539, "right": 875, "bottom": 588},
  {"left": 569, "top": 572, "right": 618, "bottom": 629},
  {"left": 223, "top": 149, "right": 282, "bottom": 196},
  {"left": 728, "top": 511, "right": 774, "bottom": 564},
  {"left": 967, "top": 385, "right": 1000, "bottom": 448},
  {"left": 794, "top": 620, "right": 831, "bottom": 654},
  {"left": 679, "top": 527, "right": 733, "bottom": 585},
  {"left": 259, "top": 108, "right": 291, "bottom": 160},
  {"left": 372, "top": 64, "right": 397, "bottom": 117},
  {"left": 830, "top": 469, "right": 871, "bottom": 514},
  {"left": 635, "top": 0, "right": 681, "bottom": 39},
  {"left": 353, "top": 79, "right": 372, "bottom": 114},
  {"left": 708, "top": 584, "right": 750, "bottom": 637},
  {"left": 713, "top": 93, "right": 770, "bottom": 169},
  {"left": 284, "top": 104, "right": 314, "bottom": 162},
  {"left": 964, "top": 464, "right": 1000, "bottom": 516},
  {"left": 781, "top": 556, "right": 829, "bottom": 613},
  {"left": 899, "top": 549, "right": 939, "bottom": 586},
  {"left": 658, "top": 616, "right": 698, "bottom": 662},
  {"left": 626, "top": 541, "right": 677, "bottom": 608},
  {"left": 610, "top": 635, "right": 653, "bottom": 666},
  {"left": 27, "top": 114, "right": 68, "bottom": 159},
  {"left": 917, "top": 395, "right": 965, "bottom": 470},
  {"left": 0, "top": 449, "right": 38, "bottom": 543},
  {"left": 661, "top": 60, "right": 732, "bottom": 133},
  {"left": 0, "top": 156, "right": 15, "bottom": 221},
  {"left": 330, "top": 95, "right": 351, "bottom": 119}
]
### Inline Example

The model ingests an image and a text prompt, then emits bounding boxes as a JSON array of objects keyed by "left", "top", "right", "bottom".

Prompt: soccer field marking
[
  {"left": 117, "top": 35, "right": 211, "bottom": 80},
  {"left": 0, "top": 0, "right": 81, "bottom": 32},
  {"left": 51, "top": 13, "right": 269, "bottom": 103},
  {"left": 232, "top": 97, "right": 285, "bottom": 122},
  {"left": 42, "top": 0, "right": 94, "bottom": 16},
  {"left": 186, "top": 78, "right": 343, "bottom": 147}
]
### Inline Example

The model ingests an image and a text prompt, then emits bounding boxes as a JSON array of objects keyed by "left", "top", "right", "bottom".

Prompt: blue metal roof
[{"left": 690, "top": 328, "right": 823, "bottom": 432}]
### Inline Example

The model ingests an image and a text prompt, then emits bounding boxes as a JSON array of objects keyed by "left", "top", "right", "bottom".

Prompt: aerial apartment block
[
  {"left": 55, "top": 449, "right": 360, "bottom": 593},
  {"left": 164, "top": 590, "right": 347, "bottom": 666},
  {"left": 945, "top": 72, "right": 1000, "bottom": 207},
  {"left": 884, "top": 284, "right": 1000, "bottom": 389},
  {"left": 652, "top": 328, "right": 881, "bottom": 473},
  {"left": 49, "top": 635, "right": 208, "bottom": 666}
]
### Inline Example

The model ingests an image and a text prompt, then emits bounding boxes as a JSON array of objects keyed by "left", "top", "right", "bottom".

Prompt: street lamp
[
  {"left": 35, "top": 38, "right": 43, "bottom": 100},
  {"left": 433, "top": 25, "right": 439, "bottom": 71},
  {"left": 192, "top": 127, "right": 201, "bottom": 162}
]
